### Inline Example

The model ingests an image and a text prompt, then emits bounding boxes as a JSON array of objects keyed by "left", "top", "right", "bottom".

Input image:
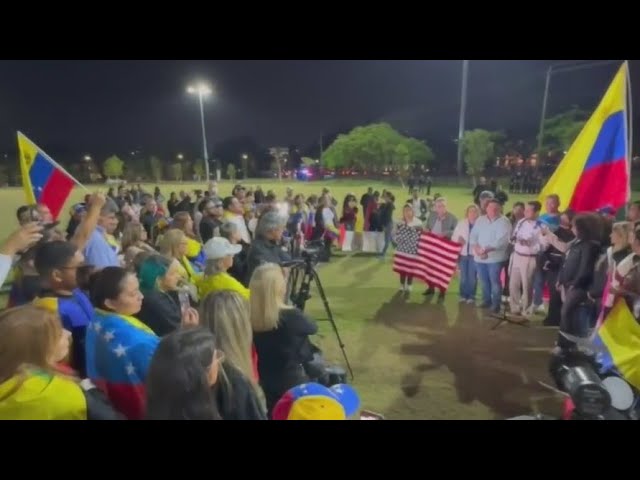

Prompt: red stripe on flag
[
  {"left": 40, "top": 169, "right": 75, "bottom": 220},
  {"left": 393, "top": 232, "right": 462, "bottom": 291}
]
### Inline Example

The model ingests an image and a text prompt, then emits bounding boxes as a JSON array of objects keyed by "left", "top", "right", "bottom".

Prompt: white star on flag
[
  {"left": 93, "top": 322, "right": 102, "bottom": 333},
  {"left": 103, "top": 331, "right": 115, "bottom": 342},
  {"left": 125, "top": 363, "right": 136, "bottom": 376},
  {"left": 113, "top": 344, "right": 127, "bottom": 357}
]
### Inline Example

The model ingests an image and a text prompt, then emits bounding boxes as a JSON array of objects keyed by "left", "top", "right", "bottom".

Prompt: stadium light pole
[
  {"left": 537, "top": 60, "right": 621, "bottom": 154},
  {"left": 456, "top": 60, "right": 469, "bottom": 177},
  {"left": 187, "top": 83, "right": 213, "bottom": 181}
]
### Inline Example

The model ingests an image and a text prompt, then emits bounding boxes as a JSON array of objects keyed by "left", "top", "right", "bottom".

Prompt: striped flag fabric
[{"left": 393, "top": 228, "right": 462, "bottom": 290}]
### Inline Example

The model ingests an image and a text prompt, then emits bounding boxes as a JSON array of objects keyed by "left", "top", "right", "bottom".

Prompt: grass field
[{"left": 0, "top": 179, "right": 612, "bottom": 419}]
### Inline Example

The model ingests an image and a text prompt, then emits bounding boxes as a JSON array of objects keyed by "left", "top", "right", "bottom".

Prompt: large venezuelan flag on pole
[
  {"left": 539, "top": 62, "right": 630, "bottom": 213},
  {"left": 17, "top": 131, "right": 78, "bottom": 220}
]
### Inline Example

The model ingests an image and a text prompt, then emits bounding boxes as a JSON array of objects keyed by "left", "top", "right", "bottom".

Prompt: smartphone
[
  {"left": 178, "top": 290, "right": 191, "bottom": 314},
  {"left": 359, "top": 410, "right": 384, "bottom": 420}
]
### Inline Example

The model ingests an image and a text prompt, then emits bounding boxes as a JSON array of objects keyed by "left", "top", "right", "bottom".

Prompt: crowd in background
[{"left": 0, "top": 181, "right": 362, "bottom": 420}]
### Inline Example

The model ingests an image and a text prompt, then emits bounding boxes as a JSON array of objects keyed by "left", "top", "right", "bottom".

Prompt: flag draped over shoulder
[
  {"left": 593, "top": 298, "right": 640, "bottom": 390},
  {"left": 538, "top": 62, "right": 629, "bottom": 213},
  {"left": 17, "top": 131, "right": 75, "bottom": 220},
  {"left": 393, "top": 227, "right": 462, "bottom": 290}
]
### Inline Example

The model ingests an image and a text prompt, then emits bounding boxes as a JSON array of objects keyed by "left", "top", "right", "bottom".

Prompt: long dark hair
[
  {"left": 89, "top": 267, "right": 131, "bottom": 311},
  {"left": 145, "top": 327, "right": 220, "bottom": 420}
]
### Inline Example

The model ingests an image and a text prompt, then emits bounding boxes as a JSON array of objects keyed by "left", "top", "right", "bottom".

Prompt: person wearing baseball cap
[
  {"left": 272, "top": 382, "right": 361, "bottom": 420},
  {"left": 198, "top": 237, "right": 249, "bottom": 300}
]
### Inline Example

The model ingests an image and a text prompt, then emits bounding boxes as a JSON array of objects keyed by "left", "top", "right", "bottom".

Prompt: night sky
[{"left": 0, "top": 60, "right": 637, "bottom": 160}]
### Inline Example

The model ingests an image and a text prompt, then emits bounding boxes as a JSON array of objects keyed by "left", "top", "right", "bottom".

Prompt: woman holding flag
[{"left": 392, "top": 204, "right": 422, "bottom": 292}]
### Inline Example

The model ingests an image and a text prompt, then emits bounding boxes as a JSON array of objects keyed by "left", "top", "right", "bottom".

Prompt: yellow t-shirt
[
  {"left": 0, "top": 370, "right": 86, "bottom": 420},
  {"left": 198, "top": 272, "right": 250, "bottom": 301}
]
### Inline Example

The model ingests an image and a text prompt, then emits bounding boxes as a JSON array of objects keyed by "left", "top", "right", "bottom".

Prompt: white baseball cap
[{"left": 203, "top": 237, "right": 242, "bottom": 260}]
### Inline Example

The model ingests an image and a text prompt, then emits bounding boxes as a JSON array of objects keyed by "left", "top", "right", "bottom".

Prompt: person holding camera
[{"left": 246, "top": 211, "right": 291, "bottom": 284}]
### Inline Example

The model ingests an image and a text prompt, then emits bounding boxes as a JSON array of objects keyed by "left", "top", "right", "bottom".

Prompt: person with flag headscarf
[
  {"left": 87, "top": 267, "right": 160, "bottom": 420},
  {"left": 0, "top": 305, "right": 122, "bottom": 420}
]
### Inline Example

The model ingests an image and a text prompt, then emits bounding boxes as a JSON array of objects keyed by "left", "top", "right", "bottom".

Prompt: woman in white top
[
  {"left": 451, "top": 204, "right": 480, "bottom": 303},
  {"left": 393, "top": 204, "right": 423, "bottom": 292}
]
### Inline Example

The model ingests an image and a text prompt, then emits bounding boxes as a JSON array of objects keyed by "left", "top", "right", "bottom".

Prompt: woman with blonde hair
[
  {"left": 0, "top": 305, "right": 121, "bottom": 420},
  {"left": 121, "top": 223, "right": 155, "bottom": 268},
  {"left": 200, "top": 291, "right": 267, "bottom": 420},
  {"left": 249, "top": 263, "right": 318, "bottom": 413},
  {"left": 157, "top": 229, "right": 202, "bottom": 290},
  {"left": 172, "top": 211, "right": 206, "bottom": 271}
]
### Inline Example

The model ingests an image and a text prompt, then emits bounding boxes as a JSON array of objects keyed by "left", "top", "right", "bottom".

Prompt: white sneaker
[
  {"left": 459, "top": 298, "right": 467, "bottom": 304},
  {"left": 536, "top": 304, "right": 546, "bottom": 314},
  {"left": 406, "top": 285, "right": 413, "bottom": 293},
  {"left": 466, "top": 299, "right": 476, "bottom": 305},
  {"left": 399, "top": 285, "right": 406, "bottom": 292}
]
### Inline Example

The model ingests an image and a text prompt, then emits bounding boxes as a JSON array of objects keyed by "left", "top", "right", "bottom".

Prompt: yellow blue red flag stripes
[
  {"left": 539, "top": 62, "right": 629, "bottom": 213},
  {"left": 17, "top": 131, "right": 76, "bottom": 220},
  {"left": 594, "top": 298, "right": 640, "bottom": 390}
]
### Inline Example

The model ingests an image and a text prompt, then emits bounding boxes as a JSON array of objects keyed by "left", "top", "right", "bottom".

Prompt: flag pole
[
  {"left": 625, "top": 61, "right": 633, "bottom": 206},
  {"left": 17, "top": 131, "right": 90, "bottom": 193}
]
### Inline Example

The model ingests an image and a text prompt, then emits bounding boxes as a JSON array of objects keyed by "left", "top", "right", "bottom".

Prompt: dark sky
[{"left": 0, "top": 60, "right": 637, "bottom": 159}]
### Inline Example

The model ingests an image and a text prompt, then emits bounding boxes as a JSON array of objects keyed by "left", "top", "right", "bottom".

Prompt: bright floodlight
[{"left": 187, "top": 83, "right": 212, "bottom": 96}]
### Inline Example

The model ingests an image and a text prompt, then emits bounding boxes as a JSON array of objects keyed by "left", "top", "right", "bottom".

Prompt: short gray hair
[
  {"left": 219, "top": 221, "right": 238, "bottom": 240},
  {"left": 256, "top": 211, "right": 286, "bottom": 238},
  {"left": 100, "top": 197, "right": 119, "bottom": 216}
]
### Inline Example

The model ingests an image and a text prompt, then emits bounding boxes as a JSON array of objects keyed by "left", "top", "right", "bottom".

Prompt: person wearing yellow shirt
[{"left": 199, "top": 237, "right": 249, "bottom": 301}]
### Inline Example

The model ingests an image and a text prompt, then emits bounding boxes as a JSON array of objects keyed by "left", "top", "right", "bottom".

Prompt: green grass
[{"left": 0, "top": 179, "right": 614, "bottom": 419}]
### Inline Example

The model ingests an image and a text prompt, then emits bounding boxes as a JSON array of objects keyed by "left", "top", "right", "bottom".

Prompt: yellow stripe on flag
[
  {"left": 598, "top": 297, "right": 640, "bottom": 390},
  {"left": 538, "top": 62, "right": 627, "bottom": 212},
  {"left": 17, "top": 132, "right": 39, "bottom": 205}
]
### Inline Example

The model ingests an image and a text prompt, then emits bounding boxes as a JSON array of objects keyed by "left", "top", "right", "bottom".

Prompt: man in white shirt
[{"left": 509, "top": 200, "right": 543, "bottom": 316}]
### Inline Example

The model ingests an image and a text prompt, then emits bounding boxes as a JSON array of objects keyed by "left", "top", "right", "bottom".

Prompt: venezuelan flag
[
  {"left": 539, "top": 62, "right": 629, "bottom": 213},
  {"left": 17, "top": 131, "right": 76, "bottom": 220},
  {"left": 593, "top": 298, "right": 640, "bottom": 390}
]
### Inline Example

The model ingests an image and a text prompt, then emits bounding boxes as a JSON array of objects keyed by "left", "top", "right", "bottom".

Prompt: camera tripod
[{"left": 288, "top": 258, "right": 354, "bottom": 380}]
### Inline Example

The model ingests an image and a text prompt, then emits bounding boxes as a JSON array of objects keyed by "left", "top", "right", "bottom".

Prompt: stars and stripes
[{"left": 393, "top": 229, "right": 462, "bottom": 291}]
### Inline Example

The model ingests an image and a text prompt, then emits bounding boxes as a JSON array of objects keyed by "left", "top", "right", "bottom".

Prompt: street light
[
  {"left": 187, "top": 82, "right": 214, "bottom": 181},
  {"left": 177, "top": 153, "right": 184, "bottom": 160},
  {"left": 83, "top": 155, "right": 91, "bottom": 161}
]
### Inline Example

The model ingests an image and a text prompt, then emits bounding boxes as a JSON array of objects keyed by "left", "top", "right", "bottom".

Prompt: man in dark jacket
[
  {"left": 246, "top": 211, "right": 291, "bottom": 283},
  {"left": 199, "top": 198, "right": 224, "bottom": 244}
]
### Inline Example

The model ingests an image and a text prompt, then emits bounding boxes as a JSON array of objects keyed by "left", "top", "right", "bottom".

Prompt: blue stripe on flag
[{"left": 28, "top": 153, "right": 54, "bottom": 202}]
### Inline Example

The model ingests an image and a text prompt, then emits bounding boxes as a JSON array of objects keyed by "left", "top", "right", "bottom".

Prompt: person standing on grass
[
  {"left": 470, "top": 199, "right": 512, "bottom": 314},
  {"left": 422, "top": 197, "right": 457, "bottom": 300},
  {"left": 452, "top": 204, "right": 480, "bottom": 304},
  {"left": 393, "top": 204, "right": 423, "bottom": 292},
  {"left": 378, "top": 192, "right": 396, "bottom": 259}
]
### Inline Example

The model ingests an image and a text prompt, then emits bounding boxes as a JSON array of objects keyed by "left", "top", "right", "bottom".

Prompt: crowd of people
[
  {"left": 1, "top": 176, "right": 639, "bottom": 420},
  {"left": 391, "top": 183, "right": 640, "bottom": 355},
  {"left": 0, "top": 181, "right": 362, "bottom": 420}
]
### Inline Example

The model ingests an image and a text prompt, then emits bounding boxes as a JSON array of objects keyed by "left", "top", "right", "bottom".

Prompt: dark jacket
[
  {"left": 253, "top": 308, "right": 318, "bottom": 408},
  {"left": 215, "top": 364, "right": 267, "bottom": 420},
  {"left": 378, "top": 202, "right": 395, "bottom": 227},
  {"left": 138, "top": 290, "right": 182, "bottom": 337},
  {"left": 246, "top": 237, "right": 291, "bottom": 283},
  {"left": 199, "top": 216, "right": 223, "bottom": 244},
  {"left": 228, "top": 242, "right": 250, "bottom": 287},
  {"left": 558, "top": 239, "right": 601, "bottom": 290}
]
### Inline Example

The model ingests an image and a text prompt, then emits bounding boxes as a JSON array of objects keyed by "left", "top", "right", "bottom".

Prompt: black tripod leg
[{"left": 310, "top": 268, "right": 354, "bottom": 380}]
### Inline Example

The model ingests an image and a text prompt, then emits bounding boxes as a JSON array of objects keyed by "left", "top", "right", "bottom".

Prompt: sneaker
[
  {"left": 399, "top": 285, "right": 406, "bottom": 292},
  {"left": 535, "top": 304, "right": 546, "bottom": 314},
  {"left": 466, "top": 299, "right": 476, "bottom": 305},
  {"left": 406, "top": 285, "right": 413, "bottom": 293},
  {"left": 437, "top": 292, "right": 446, "bottom": 302},
  {"left": 423, "top": 288, "right": 435, "bottom": 296},
  {"left": 459, "top": 298, "right": 467, "bottom": 304}
]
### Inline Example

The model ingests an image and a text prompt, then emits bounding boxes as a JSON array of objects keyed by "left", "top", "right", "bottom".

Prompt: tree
[
  {"left": 269, "top": 147, "right": 288, "bottom": 180},
  {"left": 149, "top": 156, "right": 163, "bottom": 182},
  {"left": 226, "top": 163, "right": 236, "bottom": 181},
  {"left": 540, "top": 107, "right": 588, "bottom": 153},
  {"left": 103, "top": 155, "right": 124, "bottom": 178},
  {"left": 193, "top": 161, "right": 204, "bottom": 181},
  {"left": 461, "top": 129, "right": 495, "bottom": 182},
  {"left": 403, "top": 138, "right": 435, "bottom": 167},
  {"left": 392, "top": 143, "right": 411, "bottom": 187},
  {"left": 301, "top": 157, "right": 316, "bottom": 167},
  {"left": 171, "top": 163, "right": 183, "bottom": 182}
]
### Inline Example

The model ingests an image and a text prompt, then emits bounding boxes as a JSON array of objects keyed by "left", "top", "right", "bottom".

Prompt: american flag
[{"left": 393, "top": 226, "right": 462, "bottom": 290}]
